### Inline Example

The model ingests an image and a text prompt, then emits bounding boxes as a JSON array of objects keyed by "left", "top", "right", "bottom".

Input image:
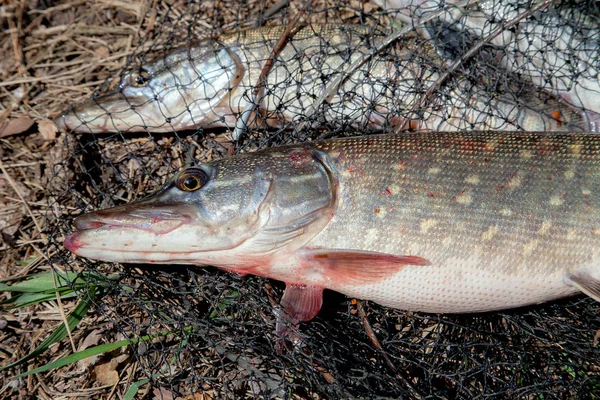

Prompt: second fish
[{"left": 55, "top": 24, "right": 589, "bottom": 133}]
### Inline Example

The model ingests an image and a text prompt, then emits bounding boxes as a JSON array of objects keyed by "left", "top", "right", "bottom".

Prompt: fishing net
[{"left": 2, "top": 0, "right": 600, "bottom": 398}]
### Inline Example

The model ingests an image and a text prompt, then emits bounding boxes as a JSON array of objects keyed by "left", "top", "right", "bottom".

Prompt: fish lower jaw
[{"left": 63, "top": 231, "right": 265, "bottom": 267}]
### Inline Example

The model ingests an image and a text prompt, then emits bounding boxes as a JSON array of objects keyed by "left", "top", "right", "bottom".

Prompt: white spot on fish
[
  {"left": 442, "top": 236, "right": 453, "bottom": 247},
  {"left": 364, "top": 228, "right": 379, "bottom": 247},
  {"left": 485, "top": 139, "right": 498, "bottom": 151},
  {"left": 570, "top": 143, "right": 583, "bottom": 156},
  {"left": 465, "top": 174, "right": 480, "bottom": 185},
  {"left": 522, "top": 239, "right": 539, "bottom": 256},
  {"left": 583, "top": 188, "right": 592, "bottom": 195},
  {"left": 482, "top": 225, "right": 499, "bottom": 241},
  {"left": 420, "top": 219, "right": 437, "bottom": 234},
  {"left": 507, "top": 173, "right": 522, "bottom": 188},
  {"left": 564, "top": 168, "right": 575, "bottom": 180},
  {"left": 388, "top": 184, "right": 400, "bottom": 195},
  {"left": 520, "top": 149, "right": 533, "bottom": 159},
  {"left": 428, "top": 167, "right": 441, "bottom": 175},
  {"left": 455, "top": 192, "right": 472, "bottom": 205},
  {"left": 549, "top": 195, "right": 564, "bottom": 206},
  {"left": 395, "top": 161, "right": 407, "bottom": 172},
  {"left": 500, "top": 208, "right": 512, "bottom": 216},
  {"left": 566, "top": 229, "right": 577, "bottom": 241},
  {"left": 538, "top": 220, "right": 552, "bottom": 235}
]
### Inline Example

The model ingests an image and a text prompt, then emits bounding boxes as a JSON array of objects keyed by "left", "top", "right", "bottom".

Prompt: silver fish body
[
  {"left": 55, "top": 24, "right": 590, "bottom": 133},
  {"left": 65, "top": 132, "right": 600, "bottom": 333},
  {"left": 373, "top": 0, "right": 600, "bottom": 129}
]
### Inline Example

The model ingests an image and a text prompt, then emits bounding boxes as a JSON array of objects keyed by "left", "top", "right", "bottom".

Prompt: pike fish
[
  {"left": 373, "top": 0, "right": 600, "bottom": 130},
  {"left": 65, "top": 132, "right": 600, "bottom": 338},
  {"left": 55, "top": 24, "right": 590, "bottom": 133}
]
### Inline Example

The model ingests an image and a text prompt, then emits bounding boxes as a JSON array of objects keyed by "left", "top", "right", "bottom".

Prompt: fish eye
[
  {"left": 130, "top": 68, "right": 150, "bottom": 87},
  {"left": 176, "top": 168, "right": 208, "bottom": 192}
]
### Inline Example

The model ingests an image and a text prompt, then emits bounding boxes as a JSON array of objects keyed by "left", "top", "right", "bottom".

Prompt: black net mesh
[{"left": 44, "top": 0, "right": 600, "bottom": 398}]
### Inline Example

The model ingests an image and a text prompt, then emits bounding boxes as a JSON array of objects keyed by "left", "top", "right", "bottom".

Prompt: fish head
[
  {"left": 55, "top": 42, "right": 244, "bottom": 133},
  {"left": 64, "top": 146, "right": 337, "bottom": 269}
]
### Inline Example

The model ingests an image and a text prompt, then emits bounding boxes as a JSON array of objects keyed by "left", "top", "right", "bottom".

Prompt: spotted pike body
[
  {"left": 65, "top": 132, "right": 600, "bottom": 336},
  {"left": 55, "top": 24, "right": 590, "bottom": 133}
]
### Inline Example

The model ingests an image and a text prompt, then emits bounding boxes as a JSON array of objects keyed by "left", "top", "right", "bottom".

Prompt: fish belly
[{"left": 336, "top": 265, "right": 579, "bottom": 313}]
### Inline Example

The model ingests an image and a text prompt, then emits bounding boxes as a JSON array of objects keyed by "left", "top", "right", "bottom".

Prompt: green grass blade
[
  {"left": 13, "top": 338, "right": 131, "bottom": 377},
  {"left": 12, "top": 328, "right": 193, "bottom": 378},
  {"left": 0, "top": 287, "right": 95, "bottom": 372},
  {"left": 123, "top": 378, "right": 150, "bottom": 400},
  {"left": 12, "top": 327, "right": 194, "bottom": 378},
  {"left": 0, "top": 271, "right": 81, "bottom": 292},
  {"left": 2, "top": 291, "right": 80, "bottom": 309}
]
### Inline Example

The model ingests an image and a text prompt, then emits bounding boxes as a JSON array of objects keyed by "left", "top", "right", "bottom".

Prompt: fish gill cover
[{"left": 1, "top": 0, "right": 600, "bottom": 398}]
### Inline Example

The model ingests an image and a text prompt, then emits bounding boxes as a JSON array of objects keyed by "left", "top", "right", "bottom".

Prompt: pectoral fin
[
  {"left": 280, "top": 284, "right": 324, "bottom": 322},
  {"left": 276, "top": 284, "right": 324, "bottom": 349},
  {"left": 566, "top": 272, "right": 600, "bottom": 302},
  {"left": 299, "top": 248, "right": 431, "bottom": 285}
]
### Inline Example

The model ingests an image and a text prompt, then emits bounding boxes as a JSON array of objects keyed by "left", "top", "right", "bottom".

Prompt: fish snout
[
  {"left": 54, "top": 92, "right": 127, "bottom": 133},
  {"left": 54, "top": 103, "right": 98, "bottom": 133},
  {"left": 73, "top": 206, "right": 193, "bottom": 235}
]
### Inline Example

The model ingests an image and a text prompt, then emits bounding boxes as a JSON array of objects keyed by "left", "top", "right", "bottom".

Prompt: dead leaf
[
  {"left": 77, "top": 329, "right": 103, "bottom": 370},
  {"left": 153, "top": 387, "right": 175, "bottom": 400},
  {"left": 93, "top": 359, "right": 120, "bottom": 386},
  {"left": 38, "top": 120, "right": 58, "bottom": 141},
  {"left": 176, "top": 392, "right": 213, "bottom": 400},
  {"left": 0, "top": 117, "right": 35, "bottom": 138}
]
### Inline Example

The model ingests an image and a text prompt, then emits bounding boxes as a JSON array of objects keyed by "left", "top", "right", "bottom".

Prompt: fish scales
[{"left": 65, "top": 132, "right": 600, "bottom": 340}]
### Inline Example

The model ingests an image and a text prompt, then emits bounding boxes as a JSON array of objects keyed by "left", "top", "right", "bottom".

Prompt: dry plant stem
[
  {"left": 52, "top": 270, "right": 77, "bottom": 353},
  {"left": 296, "top": 0, "right": 482, "bottom": 132},
  {"left": 253, "top": 0, "right": 291, "bottom": 28},
  {"left": 395, "top": 0, "right": 554, "bottom": 132},
  {"left": 0, "top": 158, "right": 42, "bottom": 234},
  {"left": 1, "top": 156, "right": 76, "bottom": 354},
  {"left": 355, "top": 301, "right": 423, "bottom": 400},
  {"left": 184, "top": 134, "right": 198, "bottom": 168},
  {"left": 232, "top": 5, "right": 310, "bottom": 141}
]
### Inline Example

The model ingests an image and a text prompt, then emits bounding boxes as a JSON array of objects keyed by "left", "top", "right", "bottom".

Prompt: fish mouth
[
  {"left": 54, "top": 91, "right": 138, "bottom": 133},
  {"left": 64, "top": 206, "right": 193, "bottom": 255},
  {"left": 74, "top": 207, "right": 192, "bottom": 233}
]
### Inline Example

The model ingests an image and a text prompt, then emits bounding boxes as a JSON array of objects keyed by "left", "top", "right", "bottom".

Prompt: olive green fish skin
[
  {"left": 55, "top": 25, "right": 590, "bottom": 133},
  {"left": 66, "top": 132, "right": 600, "bottom": 317},
  {"left": 304, "top": 132, "right": 600, "bottom": 311}
]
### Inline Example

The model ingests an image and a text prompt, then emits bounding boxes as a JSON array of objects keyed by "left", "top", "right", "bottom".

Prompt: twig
[
  {"left": 253, "top": 0, "right": 290, "bottom": 28},
  {"left": 184, "top": 133, "right": 199, "bottom": 168},
  {"left": 52, "top": 269, "right": 77, "bottom": 353},
  {"left": 232, "top": 6, "right": 310, "bottom": 141},
  {"left": 295, "top": 0, "right": 482, "bottom": 133},
  {"left": 395, "top": 0, "right": 554, "bottom": 132},
  {"left": 356, "top": 301, "right": 423, "bottom": 400},
  {"left": 0, "top": 158, "right": 42, "bottom": 234}
]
